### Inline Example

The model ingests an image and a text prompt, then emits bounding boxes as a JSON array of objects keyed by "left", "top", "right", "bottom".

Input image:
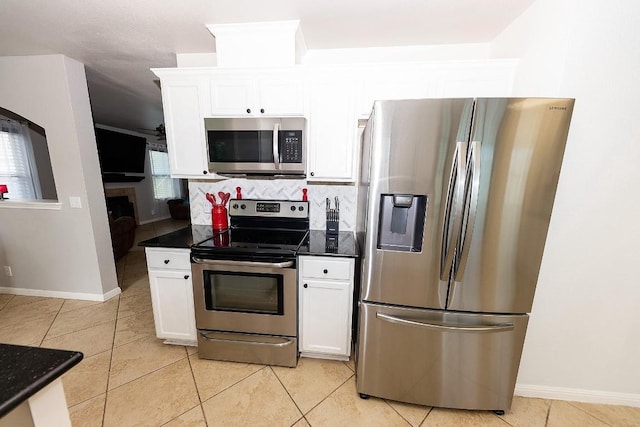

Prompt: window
[
  {"left": 0, "top": 118, "right": 41, "bottom": 200},
  {"left": 149, "top": 150, "right": 179, "bottom": 200}
]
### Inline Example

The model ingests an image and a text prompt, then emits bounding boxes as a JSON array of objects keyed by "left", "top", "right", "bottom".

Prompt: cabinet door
[
  {"left": 299, "top": 279, "right": 352, "bottom": 356},
  {"left": 161, "top": 79, "right": 210, "bottom": 177},
  {"left": 257, "top": 77, "right": 305, "bottom": 115},
  {"left": 210, "top": 78, "right": 255, "bottom": 115},
  {"left": 307, "top": 76, "right": 358, "bottom": 181},
  {"left": 210, "top": 74, "right": 305, "bottom": 116},
  {"left": 148, "top": 269, "right": 197, "bottom": 343},
  {"left": 358, "top": 65, "right": 437, "bottom": 117}
]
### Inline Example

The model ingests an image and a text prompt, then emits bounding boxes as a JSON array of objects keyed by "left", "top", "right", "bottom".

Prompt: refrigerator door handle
[
  {"left": 454, "top": 139, "right": 481, "bottom": 282},
  {"left": 440, "top": 140, "right": 466, "bottom": 281},
  {"left": 376, "top": 312, "right": 514, "bottom": 333}
]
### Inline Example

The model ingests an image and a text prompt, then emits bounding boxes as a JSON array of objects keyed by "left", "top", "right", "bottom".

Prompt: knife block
[{"left": 326, "top": 210, "right": 339, "bottom": 235}]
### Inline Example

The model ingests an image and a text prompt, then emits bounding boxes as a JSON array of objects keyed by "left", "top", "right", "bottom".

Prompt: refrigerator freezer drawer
[{"left": 356, "top": 302, "right": 528, "bottom": 411}]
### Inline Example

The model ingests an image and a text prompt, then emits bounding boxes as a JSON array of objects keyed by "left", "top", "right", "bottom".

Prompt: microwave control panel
[{"left": 280, "top": 130, "right": 303, "bottom": 163}]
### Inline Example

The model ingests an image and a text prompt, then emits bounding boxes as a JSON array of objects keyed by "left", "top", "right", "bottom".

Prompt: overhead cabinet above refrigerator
[{"left": 356, "top": 98, "right": 574, "bottom": 412}]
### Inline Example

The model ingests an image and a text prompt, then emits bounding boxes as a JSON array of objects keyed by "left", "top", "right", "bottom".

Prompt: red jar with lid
[{"left": 211, "top": 205, "right": 228, "bottom": 231}]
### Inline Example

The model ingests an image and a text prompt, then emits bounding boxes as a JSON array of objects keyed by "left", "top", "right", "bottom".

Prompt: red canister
[{"left": 211, "top": 205, "right": 228, "bottom": 231}]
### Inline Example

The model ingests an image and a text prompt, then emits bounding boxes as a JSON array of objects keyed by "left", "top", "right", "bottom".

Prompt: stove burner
[{"left": 191, "top": 199, "right": 310, "bottom": 262}]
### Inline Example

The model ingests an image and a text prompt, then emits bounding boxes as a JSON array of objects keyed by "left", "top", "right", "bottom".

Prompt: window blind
[
  {"left": 0, "top": 120, "right": 38, "bottom": 199},
  {"left": 149, "top": 150, "right": 179, "bottom": 200}
]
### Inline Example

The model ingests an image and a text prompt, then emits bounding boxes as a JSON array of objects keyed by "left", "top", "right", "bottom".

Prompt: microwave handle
[{"left": 273, "top": 122, "right": 280, "bottom": 170}]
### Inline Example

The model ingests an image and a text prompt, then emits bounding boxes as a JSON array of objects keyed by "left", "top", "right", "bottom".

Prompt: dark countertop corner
[
  {"left": 137, "top": 226, "right": 194, "bottom": 249},
  {"left": 302, "top": 230, "right": 360, "bottom": 258},
  {"left": 0, "top": 344, "right": 83, "bottom": 417}
]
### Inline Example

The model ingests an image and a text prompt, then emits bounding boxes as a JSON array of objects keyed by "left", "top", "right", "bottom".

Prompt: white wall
[
  {"left": 0, "top": 55, "right": 119, "bottom": 301},
  {"left": 96, "top": 124, "right": 176, "bottom": 224},
  {"left": 492, "top": 0, "right": 640, "bottom": 405}
]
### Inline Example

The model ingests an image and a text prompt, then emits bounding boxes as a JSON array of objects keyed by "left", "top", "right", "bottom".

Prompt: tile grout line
[
  {"left": 184, "top": 349, "right": 210, "bottom": 427},
  {"left": 38, "top": 298, "right": 66, "bottom": 347},
  {"left": 564, "top": 400, "right": 615, "bottom": 427},
  {"left": 101, "top": 249, "right": 129, "bottom": 427},
  {"left": 268, "top": 365, "right": 307, "bottom": 423}
]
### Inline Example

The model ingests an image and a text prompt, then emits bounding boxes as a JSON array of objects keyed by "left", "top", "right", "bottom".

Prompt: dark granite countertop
[
  {"left": 137, "top": 225, "right": 214, "bottom": 249},
  {"left": 138, "top": 226, "right": 359, "bottom": 258},
  {"left": 0, "top": 344, "right": 83, "bottom": 417},
  {"left": 300, "top": 230, "right": 359, "bottom": 258}
]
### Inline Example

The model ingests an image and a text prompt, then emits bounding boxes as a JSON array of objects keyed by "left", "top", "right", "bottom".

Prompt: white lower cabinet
[
  {"left": 298, "top": 255, "right": 355, "bottom": 360},
  {"left": 145, "top": 248, "right": 197, "bottom": 346}
]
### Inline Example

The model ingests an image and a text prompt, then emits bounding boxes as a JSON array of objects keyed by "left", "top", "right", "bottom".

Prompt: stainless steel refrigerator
[{"left": 355, "top": 98, "right": 574, "bottom": 412}]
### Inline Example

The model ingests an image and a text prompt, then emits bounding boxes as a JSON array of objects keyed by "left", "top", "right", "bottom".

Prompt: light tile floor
[{"left": 1, "top": 218, "right": 639, "bottom": 426}]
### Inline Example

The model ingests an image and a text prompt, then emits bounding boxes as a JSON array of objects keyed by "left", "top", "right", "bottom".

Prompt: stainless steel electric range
[{"left": 191, "top": 199, "right": 309, "bottom": 367}]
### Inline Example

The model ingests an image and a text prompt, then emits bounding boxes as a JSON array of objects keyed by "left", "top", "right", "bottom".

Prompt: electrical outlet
[
  {"left": 151, "top": 209, "right": 155, "bottom": 215},
  {"left": 3, "top": 266, "right": 12, "bottom": 276}
]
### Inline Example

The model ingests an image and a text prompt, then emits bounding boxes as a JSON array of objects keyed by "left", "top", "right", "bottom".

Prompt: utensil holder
[{"left": 212, "top": 205, "right": 228, "bottom": 231}]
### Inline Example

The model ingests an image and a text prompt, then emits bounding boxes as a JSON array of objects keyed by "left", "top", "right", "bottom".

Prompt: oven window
[{"left": 203, "top": 271, "right": 284, "bottom": 315}]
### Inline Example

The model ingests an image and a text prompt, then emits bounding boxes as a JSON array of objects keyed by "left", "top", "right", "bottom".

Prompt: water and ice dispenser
[{"left": 377, "top": 194, "right": 427, "bottom": 252}]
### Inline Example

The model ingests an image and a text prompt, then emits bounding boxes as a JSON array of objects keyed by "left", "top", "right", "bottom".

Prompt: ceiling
[{"left": 0, "top": 0, "right": 535, "bottom": 135}]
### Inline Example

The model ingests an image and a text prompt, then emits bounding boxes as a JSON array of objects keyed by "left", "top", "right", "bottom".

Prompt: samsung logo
[{"left": 549, "top": 106, "right": 568, "bottom": 111}]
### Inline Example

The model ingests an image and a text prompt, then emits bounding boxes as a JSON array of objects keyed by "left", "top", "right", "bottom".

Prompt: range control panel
[{"left": 229, "top": 199, "right": 309, "bottom": 219}]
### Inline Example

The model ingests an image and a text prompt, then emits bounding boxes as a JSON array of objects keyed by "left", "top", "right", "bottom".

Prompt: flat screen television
[{"left": 95, "top": 128, "right": 147, "bottom": 182}]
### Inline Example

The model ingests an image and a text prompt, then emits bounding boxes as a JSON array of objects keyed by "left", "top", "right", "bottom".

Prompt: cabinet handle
[
  {"left": 323, "top": 269, "right": 328, "bottom": 274},
  {"left": 184, "top": 274, "right": 190, "bottom": 280},
  {"left": 203, "top": 170, "right": 208, "bottom": 175},
  {"left": 310, "top": 172, "right": 315, "bottom": 177},
  {"left": 246, "top": 108, "right": 251, "bottom": 114},
  {"left": 303, "top": 283, "right": 308, "bottom": 288},
  {"left": 164, "top": 259, "right": 170, "bottom": 264},
  {"left": 260, "top": 108, "right": 265, "bottom": 114}
]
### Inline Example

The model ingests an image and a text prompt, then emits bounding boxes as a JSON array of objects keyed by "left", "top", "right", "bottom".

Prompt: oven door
[{"left": 191, "top": 258, "right": 297, "bottom": 337}]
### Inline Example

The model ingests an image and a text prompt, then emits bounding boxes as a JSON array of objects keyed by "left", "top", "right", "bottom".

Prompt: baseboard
[
  {"left": 0, "top": 286, "right": 121, "bottom": 302},
  {"left": 515, "top": 383, "right": 640, "bottom": 408}
]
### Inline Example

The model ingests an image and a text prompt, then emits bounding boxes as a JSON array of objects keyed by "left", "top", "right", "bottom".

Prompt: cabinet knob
[
  {"left": 310, "top": 172, "right": 315, "bottom": 177},
  {"left": 303, "top": 283, "right": 308, "bottom": 288},
  {"left": 323, "top": 269, "right": 328, "bottom": 274},
  {"left": 260, "top": 108, "right": 265, "bottom": 114},
  {"left": 184, "top": 274, "right": 190, "bottom": 280},
  {"left": 246, "top": 108, "right": 251, "bottom": 114},
  {"left": 164, "top": 259, "right": 170, "bottom": 264},
  {"left": 203, "top": 170, "right": 208, "bottom": 175}
]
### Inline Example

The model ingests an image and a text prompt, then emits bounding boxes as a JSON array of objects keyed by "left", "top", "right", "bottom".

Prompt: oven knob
[
  {"left": 290, "top": 206, "right": 296, "bottom": 211},
  {"left": 241, "top": 204, "right": 246, "bottom": 210},
  {"left": 298, "top": 206, "right": 304, "bottom": 211},
  {"left": 233, "top": 203, "right": 239, "bottom": 209}
]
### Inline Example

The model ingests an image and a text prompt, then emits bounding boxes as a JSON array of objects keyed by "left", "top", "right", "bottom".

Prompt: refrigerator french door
[{"left": 356, "top": 98, "right": 574, "bottom": 411}]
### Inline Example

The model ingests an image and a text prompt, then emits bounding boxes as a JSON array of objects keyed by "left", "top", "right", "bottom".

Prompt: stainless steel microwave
[{"left": 205, "top": 117, "right": 306, "bottom": 176}]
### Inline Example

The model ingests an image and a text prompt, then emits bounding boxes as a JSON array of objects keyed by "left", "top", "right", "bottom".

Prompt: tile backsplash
[{"left": 189, "top": 178, "right": 357, "bottom": 231}]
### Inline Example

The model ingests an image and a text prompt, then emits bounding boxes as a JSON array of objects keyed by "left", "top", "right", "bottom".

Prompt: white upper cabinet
[
  {"left": 307, "top": 68, "right": 359, "bottom": 182},
  {"left": 153, "top": 60, "right": 516, "bottom": 180},
  {"left": 209, "top": 69, "right": 305, "bottom": 116},
  {"left": 156, "top": 75, "right": 211, "bottom": 178},
  {"left": 432, "top": 60, "right": 517, "bottom": 98},
  {"left": 357, "top": 64, "right": 439, "bottom": 117}
]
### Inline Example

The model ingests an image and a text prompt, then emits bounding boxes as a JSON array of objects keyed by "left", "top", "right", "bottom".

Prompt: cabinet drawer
[
  {"left": 145, "top": 248, "right": 191, "bottom": 270},
  {"left": 300, "top": 257, "right": 353, "bottom": 280}
]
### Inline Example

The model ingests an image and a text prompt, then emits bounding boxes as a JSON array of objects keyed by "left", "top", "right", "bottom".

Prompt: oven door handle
[
  {"left": 192, "top": 258, "right": 294, "bottom": 269},
  {"left": 199, "top": 332, "right": 294, "bottom": 348}
]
